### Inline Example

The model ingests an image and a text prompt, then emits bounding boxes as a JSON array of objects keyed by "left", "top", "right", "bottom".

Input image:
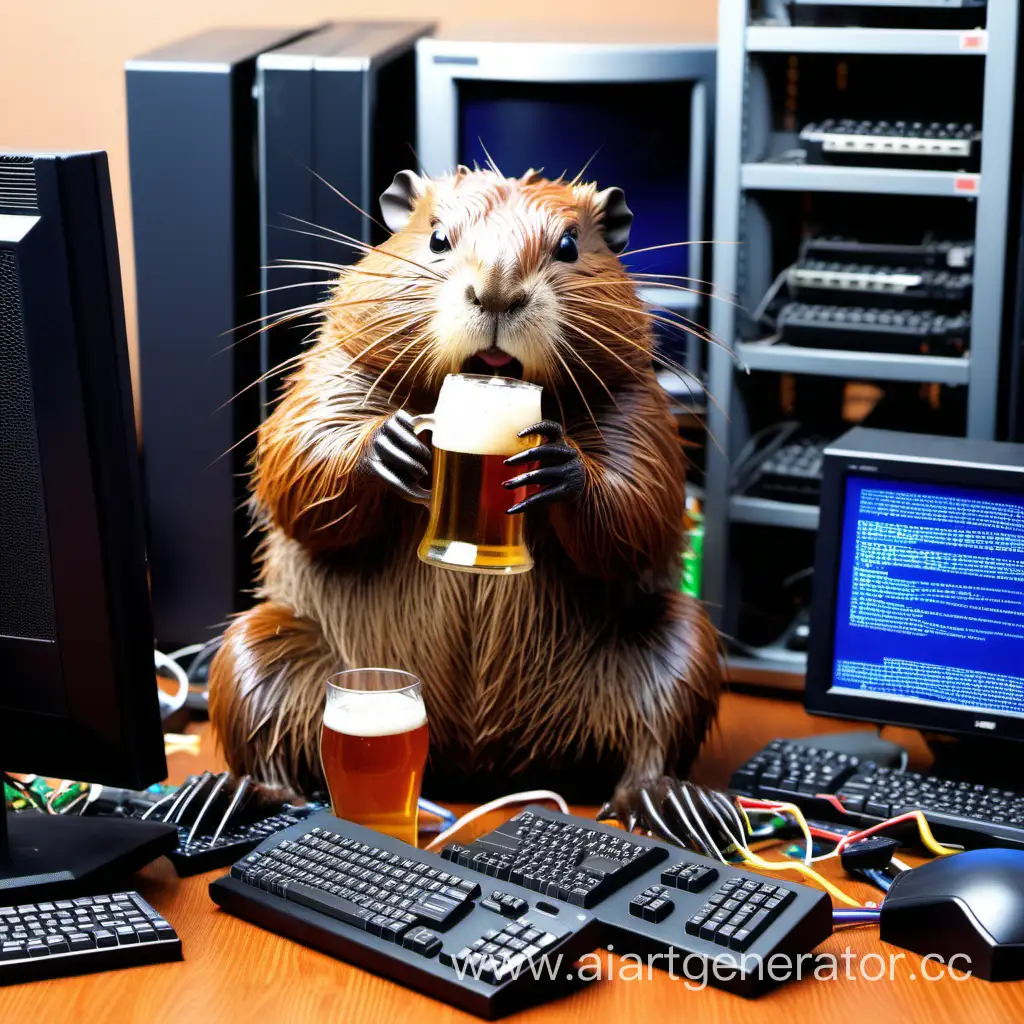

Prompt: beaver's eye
[
  {"left": 553, "top": 230, "right": 579, "bottom": 263},
  {"left": 429, "top": 228, "right": 451, "bottom": 254}
]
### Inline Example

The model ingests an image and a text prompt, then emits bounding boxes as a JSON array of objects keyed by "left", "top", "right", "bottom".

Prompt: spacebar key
[{"left": 285, "top": 883, "right": 374, "bottom": 929}]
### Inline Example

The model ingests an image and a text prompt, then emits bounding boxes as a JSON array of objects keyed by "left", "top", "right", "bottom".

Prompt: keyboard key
[{"left": 401, "top": 927, "right": 442, "bottom": 958}]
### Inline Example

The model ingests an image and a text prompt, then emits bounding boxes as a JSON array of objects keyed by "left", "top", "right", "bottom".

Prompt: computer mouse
[{"left": 880, "top": 848, "right": 1024, "bottom": 981}]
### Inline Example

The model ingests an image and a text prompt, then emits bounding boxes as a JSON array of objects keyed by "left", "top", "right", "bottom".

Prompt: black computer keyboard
[
  {"left": 788, "top": 261, "right": 972, "bottom": 306},
  {"left": 211, "top": 809, "right": 832, "bottom": 1013},
  {"left": 440, "top": 808, "right": 665, "bottom": 907},
  {"left": 799, "top": 119, "right": 981, "bottom": 168},
  {"left": 0, "top": 891, "right": 181, "bottom": 984},
  {"left": 749, "top": 434, "right": 828, "bottom": 503},
  {"left": 777, "top": 302, "right": 969, "bottom": 356},
  {"left": 730, "top": 739, "right": 1024, "bottom": 851}
]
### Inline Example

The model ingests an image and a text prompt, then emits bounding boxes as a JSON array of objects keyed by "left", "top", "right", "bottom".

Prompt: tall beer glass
[
  {"left": 320, "top": 669, "right": 428, "bottom": 846},
  {"left": 412, "top": 374, "right": 542, "bottom": 574}
]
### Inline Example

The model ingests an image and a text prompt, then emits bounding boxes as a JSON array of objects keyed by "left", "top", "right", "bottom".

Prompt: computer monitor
[
  {"left": 805, "top": 427, "right": 1024, "bottom": 753},
  {"left": 0, "top": 151, "right": 175, "bottom": 901},
  {"left": 416, "top": 24, "right": 715, "bottom": 369}
]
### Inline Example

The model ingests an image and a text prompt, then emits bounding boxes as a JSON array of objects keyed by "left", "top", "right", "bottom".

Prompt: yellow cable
[
  {"left": 813, "top": 810, "right": 959, "bottom": 862},
  {"left": 737, "top": 846, "right": 863, "bottom": 907},
  {"left": 737, "top": 801, "right": 755, "bottom": 839},
  {"left": 911, "top": 811, "right": 959, "bottom": 857},
  {"left": 770, "top": 801, "right": 814, "bottom": 865}
]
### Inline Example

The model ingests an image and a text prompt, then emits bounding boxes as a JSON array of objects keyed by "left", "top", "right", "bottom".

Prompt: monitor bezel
[
  {"left": 805, "top": 442, "right": 1024, "bottom": 745},
  {"left": 0, "top": 152, "right": 167, "bottom": 788},
  {"left": 415, "top": 37, "right": 715, "bottom": 293}
]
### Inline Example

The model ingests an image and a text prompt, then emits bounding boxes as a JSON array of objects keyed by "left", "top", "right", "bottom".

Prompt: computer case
[
  {"left": 127, "top": 27, "right": 322, "bottom": 650},
  {"left": 257, "top": 21, "right": 433, "bottom": 416},
  {"left": 128, "top": 23, "right": 431, "bottom": 649}
]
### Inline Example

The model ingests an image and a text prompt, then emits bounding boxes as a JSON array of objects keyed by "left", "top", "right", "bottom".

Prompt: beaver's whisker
[
  {"left": 560, "top": 315, "right": 647, "bottom": 384},
  {"left": 228, "top": 303, "right": 330, "bottom": 351},
  {"left": 561, "top": 276, "right": 741, "bottom": 312},
  {"left": 305, "top": 165, "right": 390, "bottom": 235},
  {"left": 559, "top": 305, "right": 720, "bottom": 412},
  {"left": 617, "top": 239, "right": 740, "bottom": 259},
  {"left": 216, "top": 352, "right": 306, "bottom": 412},
  {"left": 223, "top": 288, "right": 423, "bottom": 348},
  {"left": 280, "top": 216, "right": 445, "bottom": 281},
  {"left": 547, "top": 345, "right": 603, "bottom": 442},
  {"left": 388, "top": 343, "right": 434, "bottom": 403},
  {"left": 273, "top": 260, "right": 429, "bottom": 286},
  {"left": 336, "top": 316, "right": 431, "bottom": 379},
  {"left": 558, "top": 337, "right": 624, "bottom": 414},
  {"left": 363, "top": 322, "right": 432, "bottom": 400},
  {"left": 563, "top": 296, "right": 732, "bottom": 358},
  {"left": 629, "top": 270, "right": 739, "bottom": 298}
]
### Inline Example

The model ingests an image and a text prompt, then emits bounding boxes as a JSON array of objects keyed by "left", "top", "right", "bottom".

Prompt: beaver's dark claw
[
  {"left": 597, "top": 777, "right": 748, "bottom": 858},
  {"left": 502, "top": 420, "right": 584, "bottom": 514},
  {"left": 366, "top": 410, "right": 432, "bottom": 504}
]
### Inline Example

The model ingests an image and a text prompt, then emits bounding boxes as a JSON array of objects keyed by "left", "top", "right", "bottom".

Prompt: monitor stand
[
  {"left": 922, "top": 732, "right": 1024, "bottom": 787},
  {"left": 0, "top": 793, "right": 178, "bottom": 904}
]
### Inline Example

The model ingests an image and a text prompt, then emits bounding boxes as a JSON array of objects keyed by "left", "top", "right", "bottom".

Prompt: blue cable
[
  {"left": 418, "top": 797, "right": 456, "bottom": 829},
  {"left": 833, "top": 908, "right": 881, "bottom": 923},
  {"left": 861, "top": 867, "right": 894, "bottom": 893}
]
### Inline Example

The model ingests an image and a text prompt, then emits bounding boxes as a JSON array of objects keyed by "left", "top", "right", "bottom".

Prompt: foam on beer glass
[
  {"left": 321, "top": 672, "right": 428, "bottom": 846},
  {"left": 415, "top": 374, "right": 542, "bottom": 574}
]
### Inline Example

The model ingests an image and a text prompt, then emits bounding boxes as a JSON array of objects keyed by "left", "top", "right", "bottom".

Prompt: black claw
[
  {"left": 504, "top": 442, "right": 574, "bottom": 468},
  {"left": 503, "top": 465, "right": 568, "bottom": 490},
  {"left": 596, "top": 801, "right": 615, "bottom": 823},
  {"left": 517, "top": 419, "right": 563, "bottom": 442}
]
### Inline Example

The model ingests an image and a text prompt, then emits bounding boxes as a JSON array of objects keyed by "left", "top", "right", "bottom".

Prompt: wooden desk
[{"left": 4, "top": 690, "right": 1023, "bottom": 1024}]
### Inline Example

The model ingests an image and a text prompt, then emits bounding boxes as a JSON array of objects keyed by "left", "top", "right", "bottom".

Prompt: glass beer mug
[
  {"left": 320, "top": 669, "right": 428, "bottom": 846},
  {"left": 411, "top": 374, "right": 542, "bottom": 574}
]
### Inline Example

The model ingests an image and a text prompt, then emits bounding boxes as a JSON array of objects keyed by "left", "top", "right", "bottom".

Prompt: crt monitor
[
  {"left": 0, "top": 151, "right": 174, "bottom": 901},
  {"left": 805, "top": 426, "right": 1024, "bottom": 750},
  {"left": 416, "top": 26, "right": 715, "bottom": 367}
]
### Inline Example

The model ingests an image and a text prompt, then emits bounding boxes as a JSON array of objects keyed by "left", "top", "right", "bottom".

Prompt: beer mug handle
[
  {"left": 408, "top": 413, "right": 434, "bottom": 507},
  {"left": 408, "top": 413, "right": 435, "bottom": 437}
]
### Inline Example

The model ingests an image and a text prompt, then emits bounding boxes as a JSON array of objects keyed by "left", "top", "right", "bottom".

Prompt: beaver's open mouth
[{"left": 461, "top": 348, "right": 524, "bottom": 380}]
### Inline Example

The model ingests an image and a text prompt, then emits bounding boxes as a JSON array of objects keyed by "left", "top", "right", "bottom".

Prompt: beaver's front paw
[
  {"left": 598, "top": 777, "right": 747, "bottom": 855},
  {"left": 502, "top": 420, "right": 585, "bottom": 514},
  {"left": 365, "top": 410, "right": 432, "bottom": 503}
]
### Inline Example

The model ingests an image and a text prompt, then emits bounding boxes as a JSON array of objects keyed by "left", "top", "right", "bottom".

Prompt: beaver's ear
[
  {"left": 380, "top": 170, "right": 425, "bottom": 233},
  {"left": 595, "top": 186, "right": 633, "bottom": 255}
]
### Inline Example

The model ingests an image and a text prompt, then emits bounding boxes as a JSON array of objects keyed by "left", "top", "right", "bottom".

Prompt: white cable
[
  {"left": 424, "top": 790, "right": 569, "bottom": 852},
  {"left": 168, "top": 643, "right": 205, "bottom": 663},
  {"left": 154, "top": 649, "right": 190, "bottom": 719},
  {"left": 752, "top": 263, "right": 792, "bottom": 328}
]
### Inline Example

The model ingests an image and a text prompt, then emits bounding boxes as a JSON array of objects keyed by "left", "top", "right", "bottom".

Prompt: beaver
[{"left": 207, "top": 166, "right": 723, "bottom": 827}]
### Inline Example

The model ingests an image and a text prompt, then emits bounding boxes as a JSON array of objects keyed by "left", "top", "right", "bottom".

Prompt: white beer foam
[
  {"left": 324, "top": 691, "right": 427, "bottom": 738},
  {"left": 430, "top": 374, "right": 542, "bottom": 456}
]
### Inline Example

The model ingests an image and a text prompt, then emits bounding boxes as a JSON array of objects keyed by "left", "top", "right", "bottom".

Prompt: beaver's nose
[{"left": 466, "top": 284, "right": 528, "bottom": 316}]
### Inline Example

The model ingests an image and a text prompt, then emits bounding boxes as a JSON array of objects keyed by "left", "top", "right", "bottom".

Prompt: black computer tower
[
  {"left": 127, "top": 27, "right": 322, "bottom": 649},
  {"left": 257, "top": 21, "right": 433, "bottom": 415}
]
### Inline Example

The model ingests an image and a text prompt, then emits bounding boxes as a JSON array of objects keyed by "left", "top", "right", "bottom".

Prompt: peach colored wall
[{"left": 0, "top": 2, "right": 717, "bottom": 413}]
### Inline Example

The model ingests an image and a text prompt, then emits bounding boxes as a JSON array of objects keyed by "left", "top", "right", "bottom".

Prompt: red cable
[{"left": 833, "top": 812, "right": 921, "bottom": 854}]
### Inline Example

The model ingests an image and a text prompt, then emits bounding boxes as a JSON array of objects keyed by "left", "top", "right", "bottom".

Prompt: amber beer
[
  {"left": 320, "top": 670, "right": 428, "bottom": 846},
  {"left": 413, "top": 374, "right": 542, "bottom": 574}
]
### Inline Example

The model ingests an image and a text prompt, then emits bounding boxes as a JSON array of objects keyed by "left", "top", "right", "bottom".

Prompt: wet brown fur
[{"left": 208, "top": 168, "right": 723, "bottom": 808}]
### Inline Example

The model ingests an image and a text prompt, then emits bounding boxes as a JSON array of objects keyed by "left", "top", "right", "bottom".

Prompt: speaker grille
[
  {"left": 0, "top": 158, "right": 37, "bottom": 212},
  {"left": 0, "top": 249, "right": 56, "bottom": 640}
]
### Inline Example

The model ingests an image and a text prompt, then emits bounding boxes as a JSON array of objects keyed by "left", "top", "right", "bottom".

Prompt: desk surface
[{"left": 4, "top": 690, "right": 1024, "bottom": 1024}]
